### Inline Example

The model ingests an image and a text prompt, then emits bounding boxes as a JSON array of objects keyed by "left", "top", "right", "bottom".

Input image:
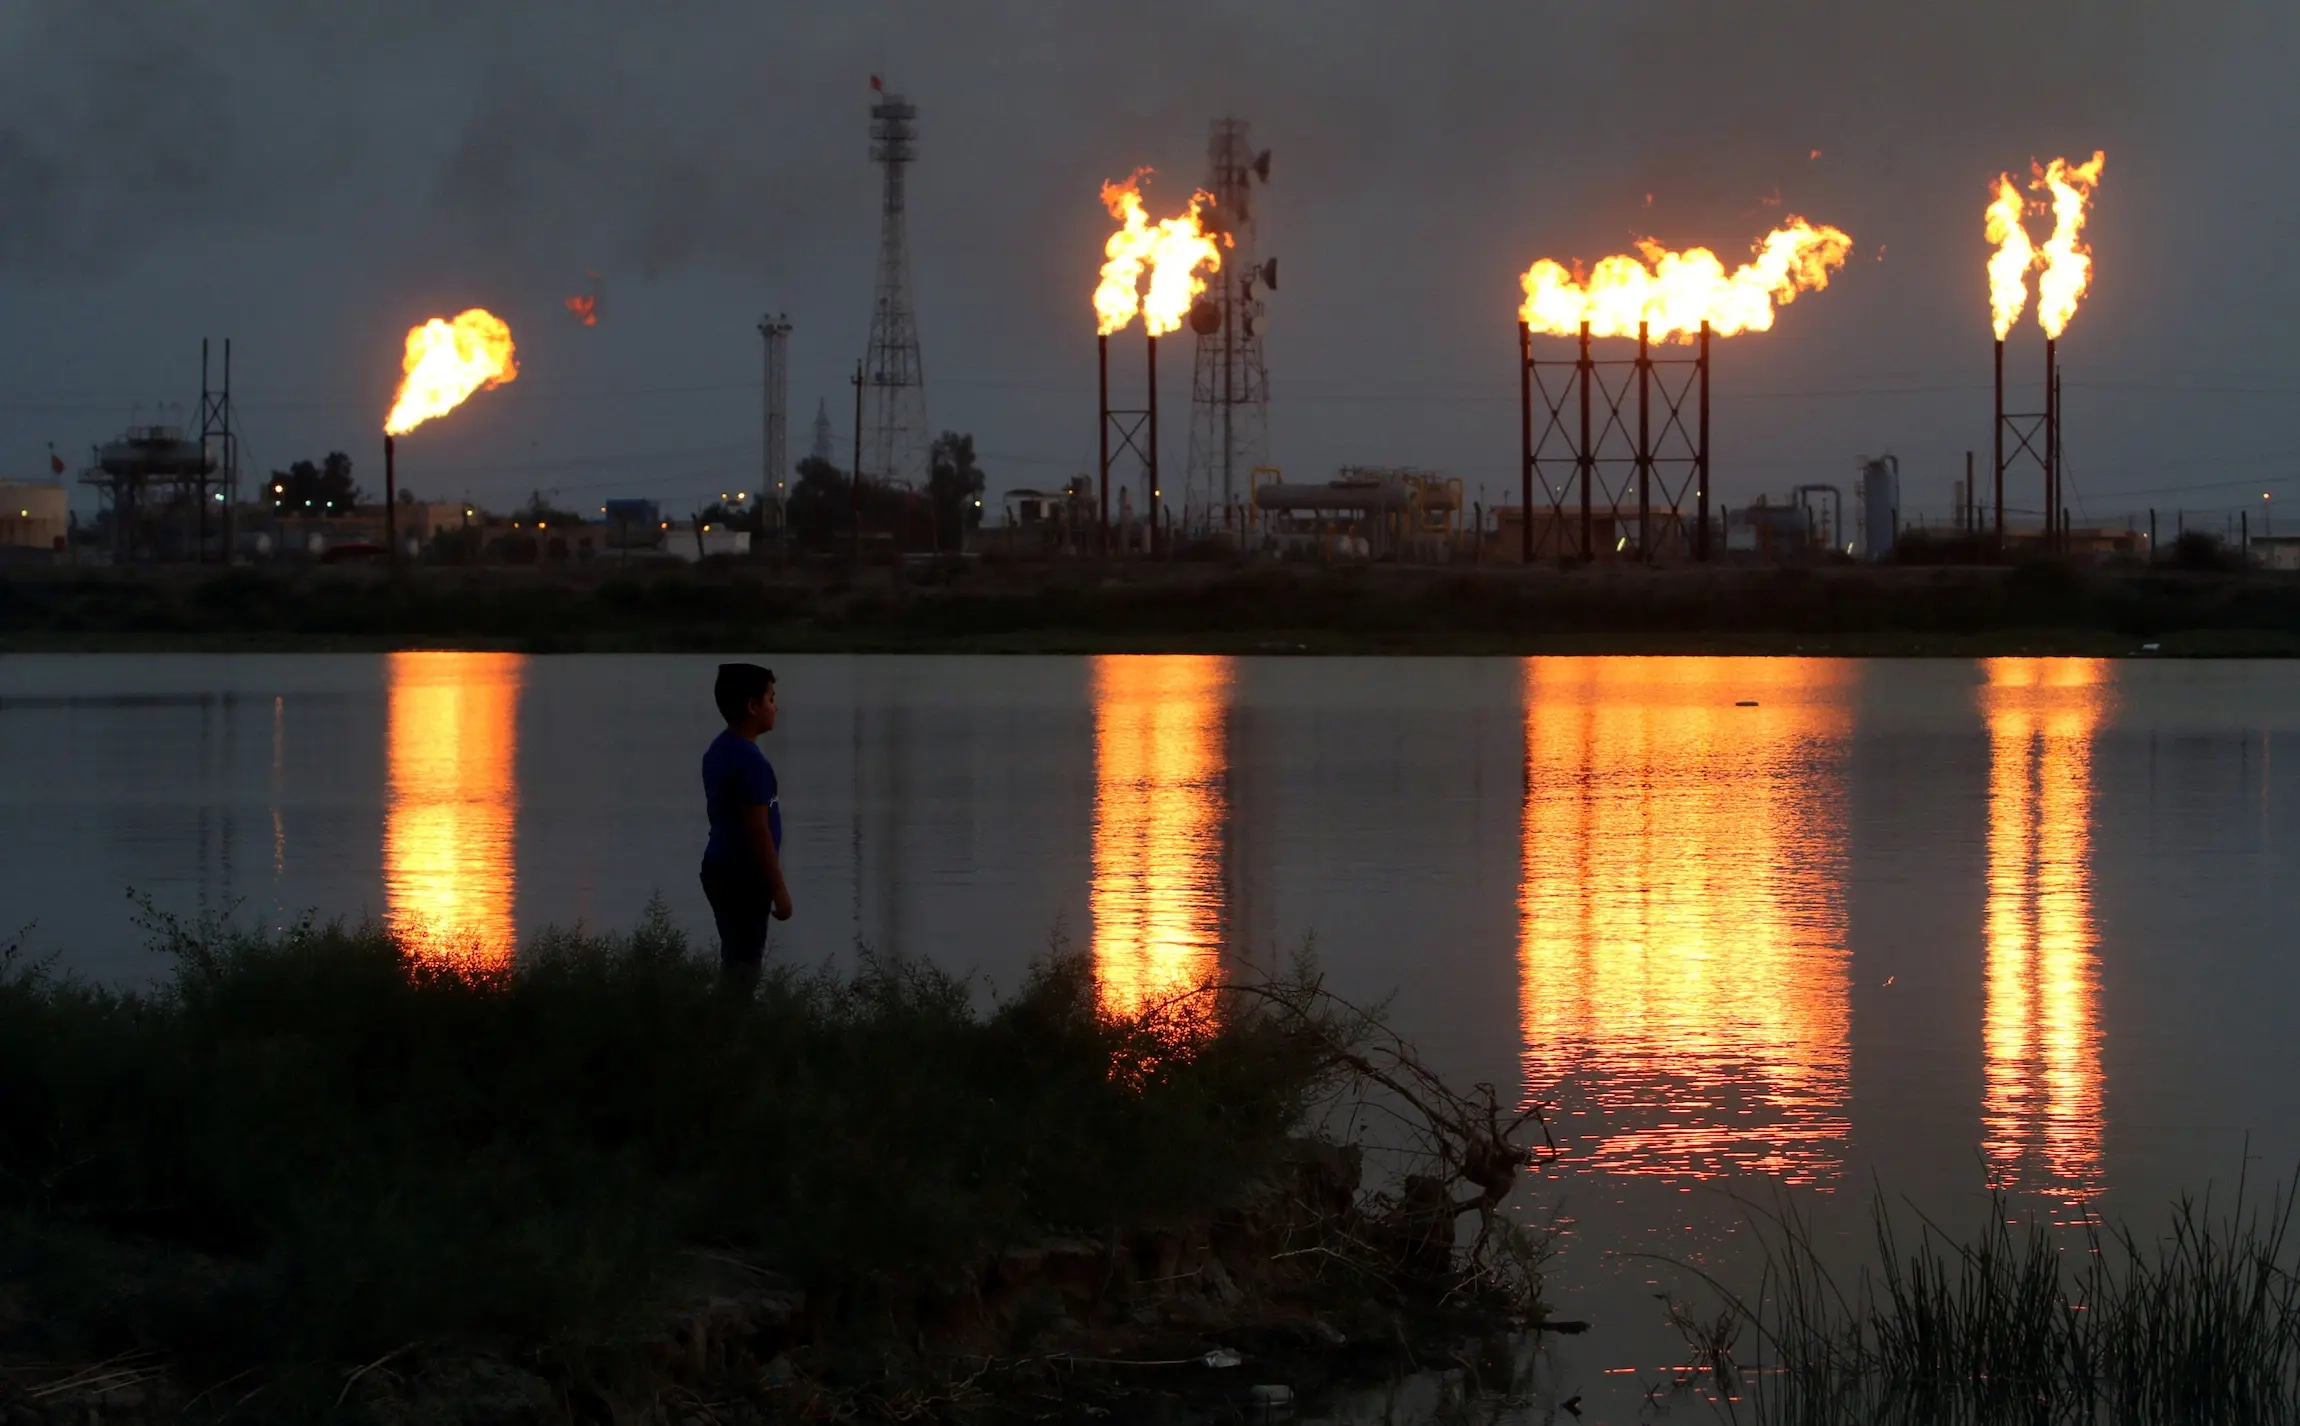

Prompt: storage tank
[
  {"left": 1858, "top": 455, "right": 1899, "bottom": 561},
  {"left": 97, "top": 425, "right": 213, "bottom": 480}
]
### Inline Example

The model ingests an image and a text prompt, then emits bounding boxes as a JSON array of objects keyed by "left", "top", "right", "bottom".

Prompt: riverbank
[
  {"left": 5, "top": 560, "right": 2300, "bottom": 656},
  {"left": 0, "top": 909, "right": 1555, "bottom": 1424}
]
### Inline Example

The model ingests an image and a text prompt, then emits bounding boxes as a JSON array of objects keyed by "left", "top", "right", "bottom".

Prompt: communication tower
[
  {"left": 759, "top": 313, "right": 791, "bottom": 504},
  {"left": 862, "top": 82, "right": 929, "bottom": 489},
  {"left": 1184, "top": 118, "right": 1277, "bottom": 536},
  {"left": 810, "top": 399, "right": 835, "bottom": 465}
]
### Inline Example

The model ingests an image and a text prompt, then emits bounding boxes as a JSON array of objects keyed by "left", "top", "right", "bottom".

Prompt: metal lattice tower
[
  {"left": 196, "top": 337, "right": 237, "bottom": 561},
  {"left": 759, "top": 314, "right": 791, "bottom": 503},
  {"left": 862, "top": 86, "right": 929, "bottom": 489},
  {"left": 810, "top": 399, "right": 835, "bottom": 464},
  {"left": 1185, "top": 118, "right": 1275, "bottom": 535}
]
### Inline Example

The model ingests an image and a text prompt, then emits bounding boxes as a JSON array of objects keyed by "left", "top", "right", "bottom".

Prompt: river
[{"left": 4, "top": 651, "right": 2296, "bottom": 1419}]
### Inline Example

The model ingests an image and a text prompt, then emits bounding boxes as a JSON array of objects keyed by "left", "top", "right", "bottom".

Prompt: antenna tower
[
  {"left": 1185, "top": 118, "right": 1275, "bottom": 536},
  {"left": 759, "top": 314, "right": 791, "bottom": 504},
  {"left": 863, "top": 84, "right": 929, "bottom": 489}
]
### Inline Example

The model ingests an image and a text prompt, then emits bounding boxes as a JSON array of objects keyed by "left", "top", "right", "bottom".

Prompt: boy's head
[{"left": 714, "top": 663, "right": 777, "bottom": 732}]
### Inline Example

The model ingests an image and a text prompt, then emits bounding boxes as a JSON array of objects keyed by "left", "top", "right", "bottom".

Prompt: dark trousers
[{"left": 699, "top": 859, "right": 772, "bottom": 969}]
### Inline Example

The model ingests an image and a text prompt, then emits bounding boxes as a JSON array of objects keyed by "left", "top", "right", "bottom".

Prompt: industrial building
[
  {"left": 0, "top": 480, "right": 68, "bottom": 554},
  {"left": 1250, "top": 468, "right": 1463, "bottom": 561}
]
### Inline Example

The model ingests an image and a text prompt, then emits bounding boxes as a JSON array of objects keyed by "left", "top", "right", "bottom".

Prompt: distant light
[
  {"left": 273, "top": 483, "right": 284, "bottom": 493},
  {"left": 1615, "top": 536, "right": 1627, "bottom": 552},
  {"left": 538, "top": 521, "right": 548, "bottom": 529}
]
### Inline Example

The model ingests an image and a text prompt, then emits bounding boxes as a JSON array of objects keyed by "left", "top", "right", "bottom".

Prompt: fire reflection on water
[
  {"left": 1982, "top": 658, "right": 2108, "bottom": 1199},
  {"left": 1090, "top": 655, "right": 1231, "bottom": 1014},
  {"left": 384, "top": 651, "right": 523, "bottom": 963},
  {"left": 1519, "top": 658, "right": 1854, "bottom": 1184}
]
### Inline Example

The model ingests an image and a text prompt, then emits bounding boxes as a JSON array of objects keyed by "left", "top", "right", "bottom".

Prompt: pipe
[
  {"left": 1578, "top": 321, "right": 1593, "bottom": 562},
  {"left": 1636, "top": 320, "right": 1651, "bottom": 562},
  {"left": 1697, "top": 321, "right": 1711, "bottom": 562},
  {"left": 2051, "top": 338, "right": 2070, "bottom": 554},
  {"left": 1992, "top": 337, "right": 2005, "bottom": 553},
  {"left": 1098, "top": 333, "right": 1111, "bottom": 557},
  {"left": 384, "top": 433, "right": 397, "bottom": 566},
  {"left": 1146, "top": 332, "right": 1160, "bottom": 556},
  {"left": 1518, "top": 320, "right": 1533, "bottom": 564}
]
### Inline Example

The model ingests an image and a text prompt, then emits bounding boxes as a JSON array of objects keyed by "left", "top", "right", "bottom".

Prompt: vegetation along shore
[
  {"left": 0, "top": 909, "right": 1558, "bottom": 1424},
  {"left": 5, "top": 557, "right": 2300, "bottom": 657}
]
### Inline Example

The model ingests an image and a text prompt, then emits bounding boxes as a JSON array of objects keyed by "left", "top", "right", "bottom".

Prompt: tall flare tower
[
  {"left": 1185, "top": 118, "right": 1275, "bottom": 535},
  {"left": 862, "top": 82, "right": 929, "bottom": 489},
  {"left": 759, "top": 313, "right": 791, "bottom": 505}
]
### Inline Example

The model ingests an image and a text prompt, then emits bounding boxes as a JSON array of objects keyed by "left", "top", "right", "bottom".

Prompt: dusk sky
[{"left": 3, "top": 2, "right": 2291, "bottom": 528}]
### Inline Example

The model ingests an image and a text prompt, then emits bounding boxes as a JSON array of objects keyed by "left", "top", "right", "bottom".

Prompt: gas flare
[
  {"left": 1983, "top": 151, "right": 2106, "bottom": 340},
  {"left": 1518, "top": 218, "right": 1853, "bottom": 343},
  {"left": 564, "top": 294, "right": 598, "bottom": 327},
  {"left": 1985, "top": 175, "right": 2036, "bottom": 341},
  {"left": 384, "top": 309, "right": 518, "bottom": 436},
  {"left": 2035, "top": 152, "right": 2106, "bottom": 339},
  {"left": 1094, "top": 171, "right": 1226, "bottom": 337}
]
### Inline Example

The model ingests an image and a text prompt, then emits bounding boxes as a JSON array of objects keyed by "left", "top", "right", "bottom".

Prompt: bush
[{"left": 0, "top": 906, "right": 1344, "bottom": 1367}]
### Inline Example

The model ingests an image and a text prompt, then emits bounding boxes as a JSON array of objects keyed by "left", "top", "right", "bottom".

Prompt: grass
[
  {"left": 1664, "top": 1179, "right": 2300, "bottom": 1424},
  {"left": 0, "top": 904, "right": 1359, "bottom": 1383}
]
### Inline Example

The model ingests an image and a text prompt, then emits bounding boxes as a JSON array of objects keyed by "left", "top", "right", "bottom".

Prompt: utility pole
[{"left": 851, "top": 360, "right": 865, "bottom": 564}]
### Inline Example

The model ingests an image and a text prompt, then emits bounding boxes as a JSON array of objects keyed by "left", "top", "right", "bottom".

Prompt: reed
[{"left": 1670, "top": 1176, "right": 2300, "bottom": 1424}]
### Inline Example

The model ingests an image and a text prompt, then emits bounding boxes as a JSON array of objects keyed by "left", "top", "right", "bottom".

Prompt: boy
[{"left": 700, "top": 663, "right": 792, "bottom": 978}]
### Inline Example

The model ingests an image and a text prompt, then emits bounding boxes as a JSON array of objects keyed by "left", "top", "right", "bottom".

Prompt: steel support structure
[
  {"left": 1099, "top": 332, "right": 1159, "bottom": 558},
  {"left": 196, "top": 339, "right": 236, "bottom": 563},
  {"left": 1993, "top": 335, "right": 2057, "bottom": 556},
  {"left": 759, "top": 314, "right": 791, "bottom": 527},
  {"left": 862, "top": 88, "right": 929, "bottom": 490},
  {"left": 1518, "top": 320, "right": 1709, "bottom": 562}
]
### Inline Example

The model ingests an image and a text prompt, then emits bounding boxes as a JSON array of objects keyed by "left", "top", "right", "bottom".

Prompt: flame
[
  {"left": 1518, "top": 217, "right": 1853, "bottom": 343},
  {"left": 384, "top": 309, "right": 519, "bottom": 435},
  {"left": 1985, "top": 176, "right": 2036, "bottom": 340},
  {"left": 1984, "top": 152, "right": 2106, "bottom": 341},
  {"left": 1094, "top": 171, "right": 1226, "bottom": 337},
  {"left": 564, "top": 294, "right": 598, "bottom": 327},
  {"left": 2036, "top": 152, "right": 2106, "bottom": 339}
]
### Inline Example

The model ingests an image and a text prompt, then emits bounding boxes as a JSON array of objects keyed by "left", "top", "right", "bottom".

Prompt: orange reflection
[
  {"left": 1091, "top": 655, "right": 1231, "bottom": 1014},
  {"left": 384, "top": 651, "right": 523, "bottom": 965},
  {"left": 1982, "top": 658, "right": 2108, "bottom": 1199},
  {"left": 1519, "top": 658, "right": 1854, "bottom": 1184}
]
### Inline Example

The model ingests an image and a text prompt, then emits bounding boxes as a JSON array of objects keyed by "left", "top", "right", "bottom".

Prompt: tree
[
  {"left": 270, "top": 451, "right": 361, "bottom": 515},
  {"left": 785, "top": 456, "right": 852, "bottom": 550},
  {"left": 928, "top": 431, "right": 987, "bottom": 551},
  {"left": 513, "top": 489, "right": 584, "bottom": 527}
]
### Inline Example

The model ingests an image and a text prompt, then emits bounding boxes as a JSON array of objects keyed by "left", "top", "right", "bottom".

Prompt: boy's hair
[{"left": 713, "top": 663, "right": 775, "bottom": 724}]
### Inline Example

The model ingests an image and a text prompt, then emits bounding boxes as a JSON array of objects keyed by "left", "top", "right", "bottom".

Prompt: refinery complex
[{"left": 0, "top": 96, "right": 2221, "bottom": 573}]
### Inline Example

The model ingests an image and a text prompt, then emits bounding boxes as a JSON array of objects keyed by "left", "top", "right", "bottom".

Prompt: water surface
[{"left": 5, "top": 651, "right": 2295, "bottom": 1418}]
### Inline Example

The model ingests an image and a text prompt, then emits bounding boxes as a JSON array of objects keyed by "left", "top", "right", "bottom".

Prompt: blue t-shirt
[{"left": 701, "top": 730, "right": 781, "bottom": 866}]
